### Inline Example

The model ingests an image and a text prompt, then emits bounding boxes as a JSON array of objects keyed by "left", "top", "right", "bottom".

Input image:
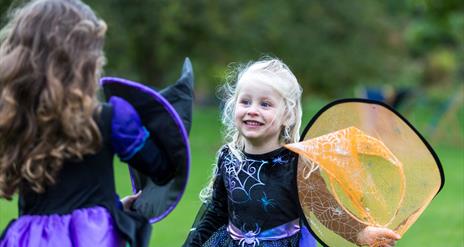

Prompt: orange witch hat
[{"left": 285, "top": 99, "right": 443, "bottom": 247}]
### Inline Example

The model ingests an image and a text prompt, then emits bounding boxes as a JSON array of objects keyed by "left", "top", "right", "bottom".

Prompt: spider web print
[
  {"left": 286, "top": 127, "right": 408, "bottom": 246},
  {"left": 289, "top": 127, "right": 406, "bottom": 226},
  {"left": 223, "top": 153, "right": 268, "bottom": 203},
  {"left": 298, "top": 161, "right": 364, "bottom": 245}
]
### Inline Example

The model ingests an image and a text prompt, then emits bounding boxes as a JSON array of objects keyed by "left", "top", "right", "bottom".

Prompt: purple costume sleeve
[
  {"left": 109, "top": 96, "right": 173, "bottom": 185},
  {"left": 109, "top": 96, "right": 150, "bottom": 161}
]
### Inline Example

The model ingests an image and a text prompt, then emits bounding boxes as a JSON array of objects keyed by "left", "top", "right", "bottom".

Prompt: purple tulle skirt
[{"left": 0, "top": 206, "right": 123, "bottom": 247}]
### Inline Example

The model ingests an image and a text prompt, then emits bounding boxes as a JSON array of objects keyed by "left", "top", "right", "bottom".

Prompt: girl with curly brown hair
[{"left": 0, "top": 0, "right": 191, "bottom": 246}]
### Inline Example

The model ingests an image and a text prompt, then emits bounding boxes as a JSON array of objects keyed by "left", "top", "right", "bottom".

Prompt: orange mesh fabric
[{"left": 285, "top": 101, "right": 442, "bottom": 247}]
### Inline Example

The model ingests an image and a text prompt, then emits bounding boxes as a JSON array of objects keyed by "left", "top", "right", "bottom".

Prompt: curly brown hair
[{"left": 0, "top": 0, "right": 107, "bottom": 200}]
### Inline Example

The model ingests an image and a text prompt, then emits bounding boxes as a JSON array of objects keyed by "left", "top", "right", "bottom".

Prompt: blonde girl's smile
[{"left": 243, "top": 120, "right": 264, "bottom": 127}]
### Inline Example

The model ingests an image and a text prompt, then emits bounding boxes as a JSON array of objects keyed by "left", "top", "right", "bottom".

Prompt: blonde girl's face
[{"left": 234, "top": 80, "right": 285, "bottom": 148}]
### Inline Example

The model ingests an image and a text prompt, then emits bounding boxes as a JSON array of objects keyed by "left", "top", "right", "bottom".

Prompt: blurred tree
[
  {"left": 85, "top": 0, "right": 408, "bottom": 99},
  {"left": 0, "top": 0, "right": 13, "bottom": 25},
  {"left": 402, "top": 0, "right": 463, "bottom": 88},
  {"left": 1, "top": 0, "right": 460, "bottom": 100}
]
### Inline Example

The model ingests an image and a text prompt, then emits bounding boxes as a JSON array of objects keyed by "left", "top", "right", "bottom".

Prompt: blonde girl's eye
[
  {"left": 240, "top": 99, "right": 251, "bottom": 106},
  {"left": 261, "top": 101, "right": 272, "bottom": 108}
]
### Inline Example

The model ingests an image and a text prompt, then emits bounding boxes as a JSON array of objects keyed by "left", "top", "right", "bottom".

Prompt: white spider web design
[
  {"left": 289, "top": 127, "right": 406, "bottom": 246},
  {"left": 290, "top": 127, "right": 405, "bottom": 225},
  {"left": 297, "top": 159, "right": 364, "bottom": 245},
  {"left": 222, "top": 153, "right": 268, "bottom": 203}
]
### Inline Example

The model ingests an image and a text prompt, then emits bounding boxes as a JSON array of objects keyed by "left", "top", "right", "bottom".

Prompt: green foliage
[
  {"left": 82, "top": 0, "right": 408, "bottom": 98},
  {"left": 0, "top": 0, "right": 12, "bottom": 25},
  {"left": 1, "top": 0, "right": 461, "bottom": 99},
  {"left": 402, "top": 0, "right": 464, "bottom": 87}
]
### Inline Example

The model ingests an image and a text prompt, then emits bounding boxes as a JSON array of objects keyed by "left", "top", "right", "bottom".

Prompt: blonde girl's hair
[
  {"left": 0, "top": 0, "right": 107, "bottom": 200},
  {"left": 200, "top": 57, "right": 303, "bottom": 202}
]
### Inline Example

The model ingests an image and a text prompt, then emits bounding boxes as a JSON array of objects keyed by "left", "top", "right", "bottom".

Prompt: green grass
[{"left": 1, "top": 104, "right": 463, "bottom": 247}]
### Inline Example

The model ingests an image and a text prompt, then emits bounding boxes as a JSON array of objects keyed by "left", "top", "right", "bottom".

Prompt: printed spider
[
  {"left": 239, "top": 225, "right": 261, "bottom": 247},
  {"left": 259, "top": 192, "right": 276, "bottom": 212},
  {"left": 272, "top": 155, "right": 287, "bottom": 165}
]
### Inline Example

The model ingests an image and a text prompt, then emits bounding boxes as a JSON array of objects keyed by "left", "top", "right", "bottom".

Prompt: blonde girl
[{"left": 184, "top": 58, "right": 400, "bottom": 247}]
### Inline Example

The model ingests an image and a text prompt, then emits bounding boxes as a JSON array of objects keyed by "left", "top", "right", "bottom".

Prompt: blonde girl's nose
[
  {"left": 246, "top": 106, "right": 259, "bottom": 116},
  {"left": 247, "top": 111, "right": 259, "bottom": 117}
]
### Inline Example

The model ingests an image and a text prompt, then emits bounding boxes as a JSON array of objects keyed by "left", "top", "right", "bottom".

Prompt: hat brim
[
  {"left": 289, "top": 98, "right": 443, "bottom": 246},
  {"left": 100, "top": 58, "right": 193, "bottom": 223}
]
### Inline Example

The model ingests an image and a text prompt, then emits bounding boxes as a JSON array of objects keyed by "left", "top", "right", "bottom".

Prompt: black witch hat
[{"left": 100, "top": 58, "right": 193, "bottom": 223}]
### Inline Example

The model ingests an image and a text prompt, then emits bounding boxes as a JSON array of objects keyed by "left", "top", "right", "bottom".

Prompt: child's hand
[
  {"left": 357, "top": 226, "right": 401, "bottom": 247},
  {"left": 120, "top": 190, "right": 142, "bottom": 212}
]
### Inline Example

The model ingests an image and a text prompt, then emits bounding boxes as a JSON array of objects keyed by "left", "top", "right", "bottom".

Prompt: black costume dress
[
  {"left": 0, "top": 97, "right": 171, "bottom": 247},
  {"left": 184, "top": 146, "right": 316, "bottom": 247}
]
